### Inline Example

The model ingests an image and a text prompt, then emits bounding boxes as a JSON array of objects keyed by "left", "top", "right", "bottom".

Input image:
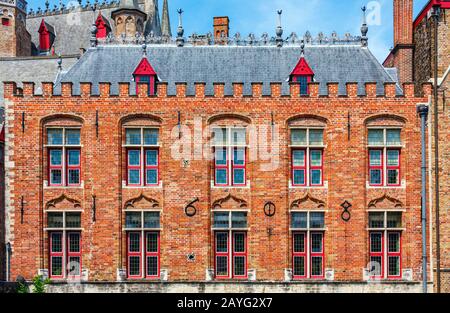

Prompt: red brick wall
[{"left": 3, "top": 81, "right": 432, "bottom": 283}]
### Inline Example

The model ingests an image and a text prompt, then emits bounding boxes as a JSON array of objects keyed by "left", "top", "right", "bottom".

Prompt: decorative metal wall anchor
[
  {"left": 340, "top": 201, "right": 352, "bottom": 222},
  {"left": 22, "top": 112, "right": 25, "bottom": 133},
  {"left": 264, "top": 202, "right": 276, "bottom": 217},
  {"left": 20, "top": 196, "right": 24, "bottom": 224},
  {"left": 184, "top": 198, "right": 199, "bottom": 217},
  {"left": 187, "top": 253, "right": 195, "bottom": 262},
  {"left": 95, "top": 110, "right": 99, "bottom": 138},
  {"left": 92, "top": 195, "right": 97, "bottom": 222}
]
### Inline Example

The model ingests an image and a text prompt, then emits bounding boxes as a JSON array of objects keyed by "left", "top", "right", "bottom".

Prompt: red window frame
[
  {"left": 135, "top": 75, "right": 156, "bottom": 96},
  {"left": 292, "top": 149, "right": 307, "bottom": 187},
  {"left": 232, "top": 232, "right": 248, "bottom": 279},
  {"left": 369, "top": 148, "right": 384, "bottom": 186},
  {"left": 145, "top": 231, "right": 160, "bottom": 279},
  {"left": 231, "top": 148, "right": 246, "bottom": 186},
  {"left": 292, "top": 232, "right": 307, "bottom": 279},
  {"left": 386, "top": 149, "right": 401, "bottom": 187},
  {"left": 309, "top": 149, "right": 324, "bottom": 187},
  {"left": 387, "top": 231, "right": 402, "bottom": 279},
  {"left": 214, "top": 147, "right": 229, "bottom": 187},
  {"left": 144, "top": 148, "right": 159, "bottom": 186},
  {"left": 66, "top": 232, "right": 82, "bottom": 279},
  {"left": 214, "top": 231, "right": 229, "bottom": 279},
  {"left": 309, "top": 232, "right": 324, "bottom": 279},
  {"left": 48, "top": 148, "right": 63, "bottom": 187},
  {"left": 49, "top": 232, "right": 64, "bottom": 279},
  {"left": 127, "top": 149, "right": 142, "bottom": 186},
  {"left": 369, "top": 231, "right": 384, "bottom": 279},
  {"left": 127, "top": 232, "right": 142, "bottom": 279},
  {"left": 2, "top": 18, "right": 10, "bottom": 26},
  {"left": 66, "top": 148, "right": 81, "bottom": 187}
]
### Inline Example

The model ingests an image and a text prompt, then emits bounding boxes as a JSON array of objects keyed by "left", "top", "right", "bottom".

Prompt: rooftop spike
[
  {"left": 176, "top": 9, "right": 185, "bottom": 47},
  {"left": 276, "top": 10, "right": 283, "bottom": 48},
  {"left": 361, "top": 6, "right": 368, "bottom": 47}
]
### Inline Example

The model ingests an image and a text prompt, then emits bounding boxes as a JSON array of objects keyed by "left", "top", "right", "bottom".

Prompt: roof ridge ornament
[
  {"left": 300, "top": 40, "right": 305, "bottom": 57},
  {"left": 276, "top": 10, "right": 283, "bottom": 48},
  {"left": 57, "top": 54, "right": 62, "bottom": 72},
  {"left": 176, "top": 8, "right": 185, "bottom": 47},
  {"left": 361, "top": 6, "right": 369, "bottom": 47},
  {"left": 142, "top": 43, "right": 147, "bottom": 57}
]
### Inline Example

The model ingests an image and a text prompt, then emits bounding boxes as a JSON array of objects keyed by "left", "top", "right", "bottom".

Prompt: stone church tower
[
  {"left": 0, "top": 0, "right": 31, "bottom": 57},
  {"left": 112, "top": 0, "right": 147, "bottom": 38}
]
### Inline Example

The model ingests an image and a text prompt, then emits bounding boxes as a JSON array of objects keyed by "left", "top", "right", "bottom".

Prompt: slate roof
[{"left": 58, "top": 44, "right": 402, "bottom": 96}]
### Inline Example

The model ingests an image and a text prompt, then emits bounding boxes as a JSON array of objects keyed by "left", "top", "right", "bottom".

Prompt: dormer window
[
  {"left": 133, "top": 57, "right": 158, "bottom": 96},
  {"left": 38, "top": 19, "right": 55, "bottom": 53},
  {"left": 95, "top": 13, "right": 111, "bottom": 39},
  {"left": 290, "top": 56, "right": 314, "bottom": 95},
  {"left": 2, "top": 18, "right": 10, "bottom": 26}
]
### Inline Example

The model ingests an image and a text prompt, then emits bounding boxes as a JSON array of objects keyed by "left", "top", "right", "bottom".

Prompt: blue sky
[{"left": 28, "top": 0, "right": 429, "bottom": 61}]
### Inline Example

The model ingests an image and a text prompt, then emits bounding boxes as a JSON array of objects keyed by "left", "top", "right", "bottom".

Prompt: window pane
[
  {"left": 126, "top": 129, "right": 141, "bottom": 145},
  {"left": 231, "top": 129, "right": 246, "bottom": 145},
  {"left": 386, "top": 129, "right": 401, "bottom": 146},
  {"left": 68, "top": 150, "right": 80, "bottom": 166},
  {"left": 68, "top": 256, "right": 81, "bottom": 276},
  {"left": 233, "top": 233, "right": 245, "bottom": 253},
  {"left": 233, "top": 169, "right": 245, "bottom": 185},
  {"left": 48, "top": 213, "right": 63, "bottom": 228},
  {"left": 50, "top": 150, "right": 62, "bottom": 166},
  {"left": 215, "top": 148, "right": 227, "bottom": 165},
  {"left": 128, "top": 150, "right": 140, "bottom": 166},
  {"left": 144, "top": 212, "right": 160, "bottom": 228},
  {"left": 293, "top": 150, "right": 305, "bottom": 166},
  {"left": 310, "top": 212, "right": 325, "bottom": 229},
  {"left": 310, "top": 150, "right": 322, "bottom": 166},
  {"left": 51, "top": 256, "right": 63, "bottom": 276},
  {"left": 216, "top": 256, "right": 228, "bottom": 276},
  {"left": 369, "top": 212, "right": 385, "bottom": 228},
  {"left": 213, "top": 212, "right": 229, "bottom": 228},
  {"left": 369, "top": 150, "right": 382, "bottom": 166},
  {"left": 388, "top": 232, "right": 400, "bottom": 253},
  {"left": 309, "top": 129, "right": 324, "bottom": 145},
  {"left": 51, "top": 232, "right": 63, "bottom": 252},
  {"left": 387, "top": 212, "right": 402, "bottom": 228},
  {"left": 232, "top": 212, "right": 247, "bottom": 228},
  {"left": 146, "top": 256, "right": 159, "bottom": 276},
  {"left": 48, "top": 129, "right": 63, "bottom": 145},
  {"left": 215, "top": 169, "right": 227, "bottom": 185},
  {"left": 299, "top": 76, "right": 308, "bottom": 95},
  {"left": 370, "top": 169, "right": 382, "bottom": 185},
  {"left": 293, "top": 233, "right": 305, "bottom": 253},
  {"left": 388, "top": 256, "right": 400, "bottom": 277},
  {"left": 146, "top": 233, "right": 158, "bottom": 252},
  {"left": 216, "top": 232, "right": 228, "bottom": 252},
  {"left": 126, "top": 212, "right": 142, "bottom": 229},
  {"left": 370, "top": 233, "right": 383, "bottom": 253},
  {"left": 129, "top": 233, "right": 141, "bottom": 252},
  {"left": 68, "top": 233, "right": 80, "bottom": 253},
  {"left": 233, "top": 256, "right": 245, "bottom": 276},
  {"left": 146, "top": 169, "right": 158, "bottom": 185},
  {"left": 213, "top": 128, "right": 227, "bottom": 146},
  {"left": 311, "top": 256, "right": 323, "bottom": 276},
  {"left": 128, "top": 170, "right": 140, "bottom": 185},
  {"left": 291, "top": 212, "right": 307, "bottom": 229},
  {"left": 129, "top": 256, "right": 141, "bottom": 276},
  {"left": 66, "top": 213, "right": 81, "bottom": 228},
  {"left": 65, "top": 129, "right": 80, "bottom": 145},
  {"left": 387, "top": 169, "right": 399, "bottom": 185},
  {"left": 311, "top": 233, "right": 323, "bottom": 253},
  {"left": 291, "top": 129, "right": 307, "bottom": 145},
  {"left": 293, "top": 170, "right": 305, "bottom": 185},
  {"left": 310, "top": 170, "right": 322, "bottom": 185},
  {"left": 293, "top": 256, "right": 305, "bottom": 276},
  {"left": 233, "top": 148, "right": 245, "bottom": 165},
  {"left": 387, "top": 150, "right": 399, "bottom": 166},
  {"left": 368, "top": 129, "right": 384, "bottom": 145},
  {"left": 68, "top": 169, "right": 80, "bottom": 185},
  {"left": 143, "top": 129, "right": 159, "bottom": 145},
  {"left": 146, "top": 150, "right": 158, "bottom": 166},
  {"left": 50, "top": 169, "right": 62, "bottom": 185}
]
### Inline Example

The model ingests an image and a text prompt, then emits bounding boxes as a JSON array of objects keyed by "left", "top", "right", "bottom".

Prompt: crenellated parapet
[
  {"left": 3, "top": 81, "right": 433, "bottom": 100},
  {"left": 27, "top": 0, "right": 119, "bottom": 18}
]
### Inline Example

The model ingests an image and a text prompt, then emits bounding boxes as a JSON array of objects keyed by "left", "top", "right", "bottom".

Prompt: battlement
[
  {"left": 27, "top": 0, "right": 118, "bottom": 18},
  {"left": 4, "top": 81, "right": 432, "bottom": 100}
]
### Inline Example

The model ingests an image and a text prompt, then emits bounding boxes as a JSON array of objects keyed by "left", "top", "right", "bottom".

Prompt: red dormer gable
[
  {"left": 95, "top": 13, "right": 111, "bottom": 39},
  {"left": 291, "top": 57, "right": 315, "bottom": 76},
  {"left": 133, "top": 57, "right": 157, "bottom": 76}
]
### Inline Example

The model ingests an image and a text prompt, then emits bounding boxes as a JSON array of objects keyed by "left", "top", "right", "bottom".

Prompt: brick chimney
[
  {"left": 389, "top": 0, "right": 414, "bottom": 85},
  {"left": 213, "top": 16, "right": 230, "bottom": 44}
]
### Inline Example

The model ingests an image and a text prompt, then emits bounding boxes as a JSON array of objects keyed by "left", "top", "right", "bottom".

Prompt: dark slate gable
[{"left": 58, "top": 44, "right": 401, "bottom": 96}]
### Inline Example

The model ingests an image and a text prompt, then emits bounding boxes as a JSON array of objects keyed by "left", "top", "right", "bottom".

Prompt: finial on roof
[
  {"left": 361, "top": 6, "right": 368, "bottom": 47},
  {"left": 301, "top": 40, "right": 305, "bottom": 57},
  {"left": 177, "top": 9, "right": 185, "bottom": 47},
  {"left": 90, "top": 24, "right": 98, "bottom": 47},
  {"left": 276, "top": 10, "right": 283, "bottom": 48},
  {"left": 57, "top": 54, "right": 63, "bottom": 72},
  {"left": 142, "top": 43, "right": 147, "bottom": 57},
  {"left": 45, "top": 0, "right": 50, "bottom": 11}
]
